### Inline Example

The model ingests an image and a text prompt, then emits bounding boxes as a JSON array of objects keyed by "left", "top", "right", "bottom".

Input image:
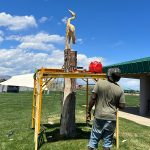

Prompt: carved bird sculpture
[{"left": 65, "top": 9, "right": 76, "bottom": 49}]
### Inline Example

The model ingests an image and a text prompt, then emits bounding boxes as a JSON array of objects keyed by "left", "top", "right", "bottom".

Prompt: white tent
[
  {"left": 0, "top": 74, "right": 34, "bottom": 92},
  {"left": 0, "top": 73, "right": 64, "bottom": 92}
]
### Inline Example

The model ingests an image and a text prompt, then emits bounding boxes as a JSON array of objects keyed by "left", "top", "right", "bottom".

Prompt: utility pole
[{"left": 60, "top": 10, "right": 77, "bottom": 137}]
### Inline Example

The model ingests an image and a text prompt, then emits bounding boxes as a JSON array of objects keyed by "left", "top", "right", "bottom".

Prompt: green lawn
[
  {"left": 125, "top": 94, "right": 140, "bottom": 107},
  {"left": 0, "top": 91, "right": 150, "bottom": 150}
]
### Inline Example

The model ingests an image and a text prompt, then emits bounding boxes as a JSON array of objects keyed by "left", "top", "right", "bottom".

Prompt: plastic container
[{"left": 89, "top": 61, "right": 103, "bottom": 73}]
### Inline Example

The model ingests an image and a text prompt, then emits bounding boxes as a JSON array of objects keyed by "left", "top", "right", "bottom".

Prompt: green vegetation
[
  {"left": 0, "top": 91, "right": 149, "bottom": 150},
  {"left": 125, "top": 95, "right": 140, "bottom": 107}
]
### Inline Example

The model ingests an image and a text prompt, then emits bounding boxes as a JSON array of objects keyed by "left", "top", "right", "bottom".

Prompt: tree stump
[
  {"left": 60, "top": 78, "right": 76, "bottom": 137},
  {"left": 60, "top": 49, "right": 77, "bottom": 137}
]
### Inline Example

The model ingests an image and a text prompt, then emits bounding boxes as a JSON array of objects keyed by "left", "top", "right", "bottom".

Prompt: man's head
[{"left": 107, "top": 68, "right": 121, "bottom": 82}]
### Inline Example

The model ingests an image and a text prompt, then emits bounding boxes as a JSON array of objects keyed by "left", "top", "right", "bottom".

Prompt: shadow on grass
[
  {"left": 44, "top": 123, "right": 91, "bottom": 142},
  {"left": 122, "top": 106, "right": 150, "bottom": 118},
  {"left": 37, "top": 122, "right": 118, "bottom": 149},
  {"left": 37, "top": 123, "right": 91, "bottom": 149},
  {"left": 122, "top": 106, "right": 140, "bottom": 115}
]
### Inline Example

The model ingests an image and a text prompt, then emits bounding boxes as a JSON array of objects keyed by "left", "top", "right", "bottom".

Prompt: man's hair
[{"left": 107, "top": 68, "right": 121, "bottom": 82}]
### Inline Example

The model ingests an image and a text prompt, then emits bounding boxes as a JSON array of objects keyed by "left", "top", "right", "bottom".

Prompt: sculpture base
[{"left": 60, "top": 78, "right": 76, "bottom": 137}]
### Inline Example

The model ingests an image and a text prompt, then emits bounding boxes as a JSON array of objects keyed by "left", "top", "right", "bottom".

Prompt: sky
[{"left": 0, "top": 0, "right": 150, "bottom": 90}]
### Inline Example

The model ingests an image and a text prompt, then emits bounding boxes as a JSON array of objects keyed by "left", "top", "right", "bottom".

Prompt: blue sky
[{"left": 0, "top": 0, "right": 149, "bottom": 89}]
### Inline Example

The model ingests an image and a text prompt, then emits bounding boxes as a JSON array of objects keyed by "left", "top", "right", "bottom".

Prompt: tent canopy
[{"left": 0, "top": 74, "right": 34, "bottom": 88}]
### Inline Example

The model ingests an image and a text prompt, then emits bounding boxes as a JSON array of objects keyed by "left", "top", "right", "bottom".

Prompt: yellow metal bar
[
  {"left": 42, "top": 72, "right": 106, "bottom": 79},
  {"left": 34, "top": 73, "right": 40, "bottom": 149},
  {"left": 86, "top": 79, "right": 89, "bottom": 123},
  {"left": 116, "top": 109, "right": 119, "bottom": 149},
  {"left": 81, "top": 78, "right": 87, "bottom": 82},
  {"left": 38, "top": 68, "right": 64, "bottom": 72},
  {"left": 34, "top": 69, "right": 43, "bottom": 150},
  {"left": 38, "top": 76, "right": 43, "bottom": 133},
  {"left": 42, "top": 78, "right": 52, "bottom": 87},
  {"left": 37, "top": 67, "right": 148, "bottom": 79},
  {"left": 93, "top": 78, "right": 98, "bottom": 82},
  {"left": 42, "top": 78, "right": 55, "bottom": 91},
  {"left": 32, "top": 78, "right": 36, "bottom": 129},
  {"left": 36, "top": 67, "right": 106, "bottom": 79}
]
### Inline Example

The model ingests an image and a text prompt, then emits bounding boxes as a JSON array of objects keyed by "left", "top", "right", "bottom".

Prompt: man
[{"left": 87, "top": 68, "right": 126, "bottom": 150}]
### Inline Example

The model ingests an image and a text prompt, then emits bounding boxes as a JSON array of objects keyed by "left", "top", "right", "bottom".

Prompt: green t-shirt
[{"left": 93, "top": 79, "right": 125, "bottom": 120}]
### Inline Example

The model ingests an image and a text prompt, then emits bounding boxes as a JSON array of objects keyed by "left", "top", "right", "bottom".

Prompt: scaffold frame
[{"left": 31, "top": 67, "right": 119, "bottom": 150}]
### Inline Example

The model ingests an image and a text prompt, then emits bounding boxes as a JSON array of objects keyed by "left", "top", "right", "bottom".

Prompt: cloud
[
  {"left": 6, "top": 32, "right": 65, "bottom": 51},
  {"left": 18, "top": 42, "right": 55, "bottom": 51},
  {"left": 0, "top": 32, "right": 140, "bottom": 91},
  {"left": 61, "top": 17, "right": 68, "bottom": 24},
  {"left": 0, "top": 46, "right": 106, "bottom": 76},
  {"left": 119, "top": 78, "right": 140, "bottom": 90},
  {"left": 77, "top": 38, "right": 83, "bottom": 44},
  {"left": 0, "top": 12, "right": 37, "bottom": 30},
  {"left": 0, "top": 48, "right": 64, "bottom": 75},
  {"left": 7, "top": 32, "right": 65, "bottom": 44},
  {"left": 1, "top": 30, "right": 106, "bottom": 81},
  {"left": 39, "top": 17, "right": 48, "bottom": 23},
  {"left": 77, "top": 54, "right": 103, "bottom": 69},
  {"left": 0, "top": 46, "right": 140, "bottom": 90}
]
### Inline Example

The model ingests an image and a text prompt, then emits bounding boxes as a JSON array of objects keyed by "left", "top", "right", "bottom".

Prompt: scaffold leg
[
  {"left": 32, "top": 78, "right": 37, "bottom": 129},
  {"left": 34, "top": 73, "right": 43, "bottom": 150},
  {"left": 116, "top": 109, "right": 119, "bottom": 149},
  {"left": 86, "top": 79, "right": 89, "bottom": 123}
]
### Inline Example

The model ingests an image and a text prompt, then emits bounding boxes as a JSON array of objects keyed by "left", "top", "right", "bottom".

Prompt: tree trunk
[
  {"left": 60, "top": 48, "right": 77, "bottom": 137},
  {"left": 60, "top": 78, "right": 76, "bottom": 137}
]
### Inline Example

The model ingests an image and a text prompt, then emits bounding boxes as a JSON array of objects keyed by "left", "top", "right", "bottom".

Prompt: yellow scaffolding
[{"left": 31, "top": 68, "right": 119, "bottom": 150}]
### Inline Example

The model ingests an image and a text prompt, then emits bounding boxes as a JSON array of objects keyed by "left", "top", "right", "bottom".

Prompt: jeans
[{"left": 88, "top": 118, "right": 116, "bottom": 149}]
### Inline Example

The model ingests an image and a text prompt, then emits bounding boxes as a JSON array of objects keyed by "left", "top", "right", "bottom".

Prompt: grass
[
  {"left": 0, "top": 91, "right": 150, "bottom": 150},
  {"left": 125, "top": 95, "right": 140, "bottom": 107}
]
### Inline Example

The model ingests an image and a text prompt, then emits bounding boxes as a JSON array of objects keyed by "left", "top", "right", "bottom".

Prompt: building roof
[{"left": 103, "top": 57, "right": 150, "bottom": 78}]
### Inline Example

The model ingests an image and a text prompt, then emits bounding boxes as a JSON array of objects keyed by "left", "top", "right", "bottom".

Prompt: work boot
[{"left": 103, "top": 147, "right": 110, "bottom": 150}]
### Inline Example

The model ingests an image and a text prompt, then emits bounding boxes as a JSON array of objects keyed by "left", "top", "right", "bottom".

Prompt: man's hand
[
  {"left": 86, "top": 111, "right": 91, "bottom": 122},
  {"left": 86, "top": 92, "right": 97, "bottom": 122}
]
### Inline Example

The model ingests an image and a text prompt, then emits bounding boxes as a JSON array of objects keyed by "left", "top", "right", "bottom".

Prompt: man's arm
[
  {"left": 87, "top": 92, "right": 97, "bottom": 121},
  {"left": 118, "top": 91, "right": 126, "bottom": 110},
  {"left": 118, "top": 103, "right": 126, "bottom": 110}
]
